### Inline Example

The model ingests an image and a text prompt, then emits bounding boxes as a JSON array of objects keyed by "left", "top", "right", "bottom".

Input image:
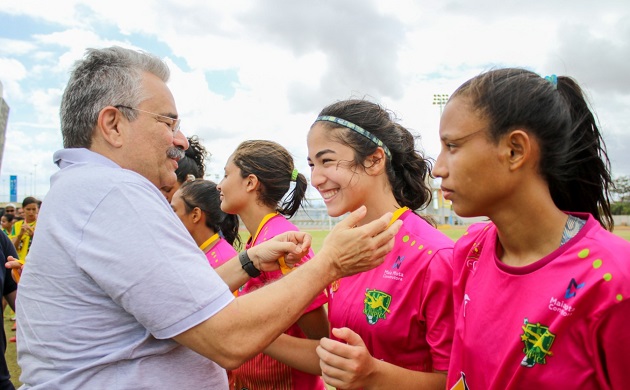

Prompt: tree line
[{"left": 612, "top": 176, "right": 630, "bottom": 215}]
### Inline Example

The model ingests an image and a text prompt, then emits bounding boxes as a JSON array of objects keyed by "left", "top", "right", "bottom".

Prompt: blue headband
[{"left": 315, "top": 115, "right": 392, "bottom": 160}]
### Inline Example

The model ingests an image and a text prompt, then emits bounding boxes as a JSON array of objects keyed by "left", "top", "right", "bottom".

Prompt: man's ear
[
  {"left": 504, "top": 129, "right": 532, "bottom": 171},
  {"left": 364, "top": 147, "right": 387, "bottom": 175},
  {"left": 96, "top": 106, "right": 125, "bottom": 148}
]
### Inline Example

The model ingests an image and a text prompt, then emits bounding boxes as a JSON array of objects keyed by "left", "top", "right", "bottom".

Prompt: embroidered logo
[
  {"left": 363, "top": 289, "right": 392, "bottom": 325},
  {"left": 564, "top": 278, "right": 585, "bottom": 299},
  {"left": 520, "top": 318, "right": 555, "bottom": 367}
]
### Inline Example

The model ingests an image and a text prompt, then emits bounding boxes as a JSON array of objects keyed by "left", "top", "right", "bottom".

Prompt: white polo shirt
[{"left": 17, "top": 148, "right": 234, "bottom": 389}]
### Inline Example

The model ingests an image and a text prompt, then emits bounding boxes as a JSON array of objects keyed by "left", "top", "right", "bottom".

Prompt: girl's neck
[
  {"left": 493, "top": 201, "right": 569, "bottom": 267},
  {"left": 358, "top": 190, "right": 401, "bottom": 226},
  {"left": 240, "top": 204, "right": 277, "bottom": 237},
  {"left": 198, "top": 232, "right": 220, "bottom": 253}
]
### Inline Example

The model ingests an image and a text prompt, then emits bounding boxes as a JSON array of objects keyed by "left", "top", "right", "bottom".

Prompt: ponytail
[{"left": 553, "top": 77, "right": 613, "bottom": 230}]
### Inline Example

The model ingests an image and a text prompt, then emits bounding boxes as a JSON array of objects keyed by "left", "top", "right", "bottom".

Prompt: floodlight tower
[
  {"left": 433, "top": 93, "right": 449, "bottom": 224},
  {"left": 432, "top": 93, "right": 449, "bottom": 116}
]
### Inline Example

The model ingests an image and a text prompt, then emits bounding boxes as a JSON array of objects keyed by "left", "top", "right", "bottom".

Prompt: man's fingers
[{"left": 334, "top": 205, "right": 367, "bottom": 230}]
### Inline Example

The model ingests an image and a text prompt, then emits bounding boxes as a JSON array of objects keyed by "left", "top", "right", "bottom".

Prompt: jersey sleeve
[
  {"left": 593, "top": 298, "right": 630, "bottom": 389},
  {"left": 421, "top": 246, "right": 454, "bottom": 371}
]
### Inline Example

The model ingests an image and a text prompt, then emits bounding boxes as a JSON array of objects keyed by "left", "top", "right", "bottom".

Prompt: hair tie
[
  {"left": 315, "top": 115, "right": 392, "bottom": 160},
  {"left": 544, "top": 74, "right": 558, "bottom": 89},
  {"left": 185, "top": 174, "right": 196, "bottom": 182},
  {"left": 291, "top": 168, "right": 299, "bottom": 182}
]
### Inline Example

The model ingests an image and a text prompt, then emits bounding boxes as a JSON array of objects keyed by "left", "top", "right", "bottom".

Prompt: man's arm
[
  {"left": 173, "top": 206, "right": 402, "bottom": 369},
  {"left": 4, "top": 290, "right": 16, "bottom": 312},
  {"left": 215, "top": 227, "right": 312, "bottom": 292}
]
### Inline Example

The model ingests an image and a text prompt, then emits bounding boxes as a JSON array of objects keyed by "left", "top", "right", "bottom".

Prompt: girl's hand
[
  {"left": 317, "top": 327, "right": 378, "bottom": 389},
  {"left": 248, "top": 231, "right": 312, "bottom": 272}
]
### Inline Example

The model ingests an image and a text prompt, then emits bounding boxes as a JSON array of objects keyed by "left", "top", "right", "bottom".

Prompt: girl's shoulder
[{"left": 399, "top": 211, "right": 455, "bottom": 249}]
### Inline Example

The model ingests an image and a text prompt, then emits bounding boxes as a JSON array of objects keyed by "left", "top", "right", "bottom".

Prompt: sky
[{"left": 0, "top": 0, "right": 629, "bottom": 202}]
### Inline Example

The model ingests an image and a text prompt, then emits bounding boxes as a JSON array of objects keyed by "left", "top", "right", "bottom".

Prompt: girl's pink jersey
[
  {"left": 204, "top": 237, "right": 237, "bottom": 269},
  {"left": 230, "top": 214, "right": 327, "bottom": 390},
  {"left": 328, "top": 210, "right": 455, "bottom": 372},
  {"left": 448, "top": 213, "right": 630, "bottom": 390}
]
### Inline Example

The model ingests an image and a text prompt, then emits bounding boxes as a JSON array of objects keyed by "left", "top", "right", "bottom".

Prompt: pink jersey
[
  {"left": 328, "top": 210, "right": 455, "bottom": 372},
  {"left": 204, "top": 237, "right": 237, "bottom": 269},
  {"left": 230, "top": 214, "right": 327, "bottom": 390},
  {"left": 448, "top": 213, "right": 630, "bottom": 390}
]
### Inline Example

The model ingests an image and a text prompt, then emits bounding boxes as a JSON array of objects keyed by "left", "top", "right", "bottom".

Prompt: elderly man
[{"left": 14, "top": 46, "right": 400, "bottom": 389}]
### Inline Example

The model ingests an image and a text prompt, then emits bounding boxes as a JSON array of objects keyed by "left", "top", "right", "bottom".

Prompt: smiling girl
[{"left": 309, "top": 99, "right": 454, "bottom": 390}]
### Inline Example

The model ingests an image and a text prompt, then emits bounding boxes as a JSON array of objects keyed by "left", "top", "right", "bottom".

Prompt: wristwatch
[{"left": 239, "top": 250, "right": 261, "bottom": 278}]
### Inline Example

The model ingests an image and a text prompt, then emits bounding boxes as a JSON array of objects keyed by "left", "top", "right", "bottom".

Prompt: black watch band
[{"left": 239, "top": 250, "right": 261, "bottom": 278}]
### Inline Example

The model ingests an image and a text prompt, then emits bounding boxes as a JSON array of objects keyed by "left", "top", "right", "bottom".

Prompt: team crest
[
  {"left": 465, "top": 241, "right": 482, "bottom": 271},
  {"left": 363, "top": 289, "right": 392, "bottom": 325},
  {"left": 520, "top": 318, "right": 555, "bottom": 367}
]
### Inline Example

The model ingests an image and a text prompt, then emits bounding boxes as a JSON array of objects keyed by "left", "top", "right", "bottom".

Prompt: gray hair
[{"left": 60, "top": 46, "right": 170, "bottom": 148}]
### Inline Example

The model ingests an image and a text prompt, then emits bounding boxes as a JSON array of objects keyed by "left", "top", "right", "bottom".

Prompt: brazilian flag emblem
[
  {"left": 363, "top": 289, "right": 392, "bottom": 325},
  {"left": 520, "top": 318, "right": 555, "bottom": 367}
]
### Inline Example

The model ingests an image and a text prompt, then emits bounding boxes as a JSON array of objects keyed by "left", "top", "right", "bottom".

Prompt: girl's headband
[{"left": 315, "top": 115, "right": 392, "bottom": 160}]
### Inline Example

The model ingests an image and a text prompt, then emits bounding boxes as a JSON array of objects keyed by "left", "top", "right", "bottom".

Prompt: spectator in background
[
  {"left": 1, "top": 215, "right": 14, "bottom": 237},
  {"left": 2, "top": 205, "right": 15, "bottom": 218},
  {"left": 0, "top": 231, "right": 18, "bottom": 389},
  {"left": 10, "top": 197, "right": 38, "bottom": 261}
]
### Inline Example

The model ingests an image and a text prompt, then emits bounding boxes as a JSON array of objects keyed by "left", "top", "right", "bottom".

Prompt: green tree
[{"left": 612, "top": 176, "right": 630, "bottom": 202}]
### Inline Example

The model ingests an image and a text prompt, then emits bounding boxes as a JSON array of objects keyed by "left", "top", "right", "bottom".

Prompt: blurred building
[{"left": 0, "top": 81, "right": 9, "bottom": 174}]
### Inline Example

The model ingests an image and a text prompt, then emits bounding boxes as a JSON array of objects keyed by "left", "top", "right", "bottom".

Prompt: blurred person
[
  {"left": 0, "top": 231, "right": 18, "bottom": 389},
  {"left": 12, "top": 46, "right": 401, "bottom": 389},
  {"left": 2, "top": 205, "right": 15, "bottom": 218},
  {"left": 433, "top": 69, "right": 629, "bottom": 389},
  {"left": 218, "top": 140, "right": 328, "bottom": 390},
  {"left": 1, "top": 215, "right": 14, "bottom": 237},
  {"left": 10, "top": 197, "right": 39, "bottom": 261}
]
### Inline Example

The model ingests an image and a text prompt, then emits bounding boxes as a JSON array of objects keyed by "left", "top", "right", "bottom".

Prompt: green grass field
[{"left": 5, "top": 225, "right": 630, "bottom": 388}]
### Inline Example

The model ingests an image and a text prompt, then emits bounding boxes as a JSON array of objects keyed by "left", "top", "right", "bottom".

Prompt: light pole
[
  {"left": 433, "top": 93, "right": 449, "bottom": 224},
  {"left": 432, "top": 94, "right": 449, "bottom": 116}
]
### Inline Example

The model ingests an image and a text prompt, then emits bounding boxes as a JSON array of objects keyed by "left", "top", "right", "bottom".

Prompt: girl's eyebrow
[
  {"left": 441, "top": 129, "right": 484, "bottom": 143},
  {"left": 308, "top": 149, "right": 336, "bottom": 162}
]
